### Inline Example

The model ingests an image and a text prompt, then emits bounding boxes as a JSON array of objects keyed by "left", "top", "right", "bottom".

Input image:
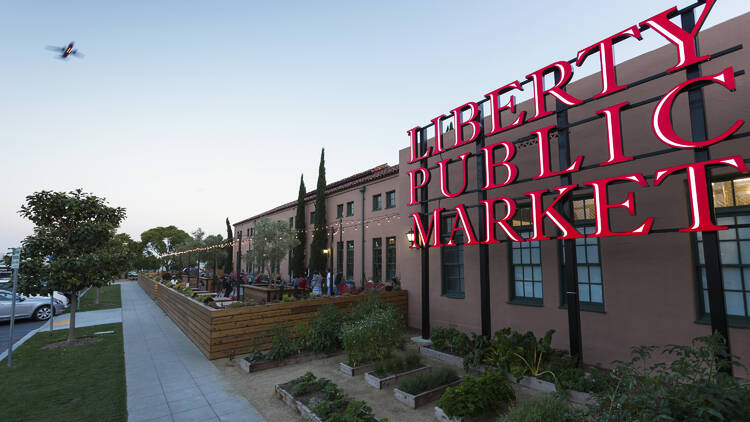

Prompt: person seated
[{"left": 299, "top": 276, "right": 307, "bottom": 290}]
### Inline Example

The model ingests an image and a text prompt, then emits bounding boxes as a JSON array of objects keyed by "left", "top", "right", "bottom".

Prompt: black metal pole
[
  {"left": 556, "top": 71, "right": 583, "bottom": 363},
  {"left": 197, "top": 250, "right": 201, "bottom": 289},
  {"left": 475, "top": 108, "right": 491, "bottom": 337},
  {"left": 213, "top": 247, "right": 217, "bottom": 293},
  {"left": 420, "top": 127, "right": 431, "bottom": 339},
  {"left": 236, "top": 232, "right": 242, "bottom": 301},
  {"left": 681, "top": 9, "right": 732, "bottom": 375},
  {"left": 360, "top": 186, "right": 366, "bottom": 288}
]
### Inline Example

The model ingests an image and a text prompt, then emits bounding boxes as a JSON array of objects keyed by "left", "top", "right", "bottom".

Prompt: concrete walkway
[
  {"left": 122, "top": 281, "right": 267, "bottom": 422},
  {"left": 50, "top": 307, "right": 123, "bottom": 330}
]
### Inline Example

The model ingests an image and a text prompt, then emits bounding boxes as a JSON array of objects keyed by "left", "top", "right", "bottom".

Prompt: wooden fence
[{"left": 136, "top": 274, "right": 408, "bottom": 360}]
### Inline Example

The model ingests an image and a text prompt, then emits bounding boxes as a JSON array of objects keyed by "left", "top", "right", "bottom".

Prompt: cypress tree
[
  {"left": 225, "top": 217, "right": 233, "bottom": 274},
  {"left": 310, "top": 148, "right": 327, "bottom": 275},
  {"left": 292, "top": 175, "right": 307, "bottom": 277}
]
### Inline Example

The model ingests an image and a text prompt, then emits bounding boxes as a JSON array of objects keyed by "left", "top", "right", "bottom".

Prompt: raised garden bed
[
  {"left": 434, "top": 405, "right": 491, "bottom": 422},
  {"left": 364, "top": 365, "right": 432, "bottom": 390},
  {"left": 239, "top": 352, "right": 335, "bottom": 373},
  {"left": 276, "top": 372, "right": 381, "bottom": 421},
  {"left": 339, "top": 361, "right": 376, "bottom": 376},
  {"left": 506, "top": 374, "right": 594, "bottom": 405},
  {"left": 419, "top": 345, "right": 465, "bottom": 368},
  {"left": 394, "top": 378, "right": 462, "bottom": 409}
]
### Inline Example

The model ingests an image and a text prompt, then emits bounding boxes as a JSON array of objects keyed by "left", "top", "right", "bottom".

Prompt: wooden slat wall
[
  {"left": 137, "top": 274, "right": 159, "bottom": 299},
  {"left": 138, "top": 279, "right": 408, "bottom": 360}
]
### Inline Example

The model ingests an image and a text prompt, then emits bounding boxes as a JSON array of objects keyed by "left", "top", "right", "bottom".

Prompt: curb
[{"left": 0, "top": 321, "right": 49, "bottom": 363}]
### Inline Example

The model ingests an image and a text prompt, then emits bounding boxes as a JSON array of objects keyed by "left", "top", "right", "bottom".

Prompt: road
[{"left": 0, "top": 319, "right": 46, "bottom": 354}]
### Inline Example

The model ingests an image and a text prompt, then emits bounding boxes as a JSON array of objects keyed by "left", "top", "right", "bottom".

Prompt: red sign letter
[
  {"left": 585, "top": 174, "right": 653, "bottom": 237},
  {"left": 431, "top": 114, "right": 447, "bottom": 155},
  {"left": 410, "top": 208, "right": 445, "bottom": 248},
  {"left": 408, "top": 167, "right": 430, "bottom": 206},
  {"left": 526, "top": 185, "right": 583, "bottom": 241},
  {"left": 653, "top": 67, "right": 744, "bottom": 149},
  {"left": 480, "top": 197, "right": 523, "bottom": 243},
  {"left": 640, "top": 0, "right": 715, "bottom": 73},
  {"left": 447, "top": 205, "right": 479, "bottom": 246},
  {"left": 576, "top": 26, "right": 642, "bottom": 98},
  {"left": 597, "top": 102, "right": 633, "bottom": 166},
  {"left": 437, "top": 153, "right": 471, "bottom": 198},
  {"left": 480, "top": 141, "right": 517, "bottom": 190},
  {"left": 451, "top": 102, "right": 481, "bottom": 148},
  {"left": 533, "top": 125, "right": 583, "bottom": 180},
  {"left": 526, "top": 61, "right": 583, "bottom": 121},
  {"left": 653, "top": 156, "right": 748, "bottom": 232},
  {"left": 484, "top": 81, "right": 526, "bottom": 136}
]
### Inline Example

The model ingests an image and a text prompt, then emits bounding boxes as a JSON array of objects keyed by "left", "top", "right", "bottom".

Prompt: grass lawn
[
  {"left": 0, "top": 323, "right": 126, "bottom": 422},
  {"left": 64, "top": 283, "right": 122, "bottom": 314}
]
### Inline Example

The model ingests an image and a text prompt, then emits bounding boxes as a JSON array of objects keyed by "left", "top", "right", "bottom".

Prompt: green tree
[
  {"left": 18, "top": 189, "right": 126, "bottom": 343},
  {"left": 244, "top": 217, "right": 300, "bottom": 275},
  {"left": 203, "top": 233, "right": 225, "bottom": 273},
  {"left": 140, "top": 225, "right": 190, "bottom": 270},
  {"left": 94, "top": 232, "right": 137, "bottom": 305},
  {"left": 225, "top": 218, "right": 234, "bottom": 274},
  {"left": 292, "top": 175, "right": 307, "bottom": 276},
  {"left": 310, "top": 148, "right": 327, "bottom": 275}
]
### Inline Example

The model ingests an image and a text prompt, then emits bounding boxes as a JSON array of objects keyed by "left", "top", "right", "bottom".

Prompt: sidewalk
[
  {"left": 121, "top": 281, "right": 267, "bottom": 422},
  {"left": 50, "top": 307, "right": 123, "bottom": 330}
]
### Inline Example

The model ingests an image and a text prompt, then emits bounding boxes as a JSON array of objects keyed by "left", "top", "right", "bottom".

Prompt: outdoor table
[{"left": 240, "top": 284, "right": 284, "bottom": 303}]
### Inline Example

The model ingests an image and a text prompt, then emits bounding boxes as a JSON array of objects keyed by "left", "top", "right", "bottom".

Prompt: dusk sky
[{"left": 2, "top": 0, "right": 748, "bottom": 251}]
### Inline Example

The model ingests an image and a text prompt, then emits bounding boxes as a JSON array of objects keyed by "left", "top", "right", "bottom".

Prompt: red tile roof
[{"left": 234, "top": 163, "right": 399, "bottom": 226}]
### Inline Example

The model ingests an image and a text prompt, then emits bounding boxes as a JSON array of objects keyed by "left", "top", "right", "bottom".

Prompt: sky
[{"left": 1, "top": 0, "right": 749, "bottom": 251}]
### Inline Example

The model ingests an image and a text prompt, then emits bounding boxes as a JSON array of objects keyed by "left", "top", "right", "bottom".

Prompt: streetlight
[{"left": 406, "top": 229, "right": 415, "bottom": 244}]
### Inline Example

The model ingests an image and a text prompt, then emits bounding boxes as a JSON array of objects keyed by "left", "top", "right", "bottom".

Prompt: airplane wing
[
  {"left": 45, "top": 45, "right": 64, "bottom": 52},
  {"left": 70, "top": 50, "right": 84, "bottom": 58}
]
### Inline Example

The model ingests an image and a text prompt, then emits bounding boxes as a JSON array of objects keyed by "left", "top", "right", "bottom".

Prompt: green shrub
[
  {"left": 282, "top": 294, "right": 296, "bottom": 302},
  {"left": 340, "top": 306, "right": 402, "bottom": 366},
  {"left": 311, "top": 304, "right": 345, "bottom": 353},
  {"left": 463, "top": 333, "right": 491, "bottom": 371},
  {"left": 289, "top": 372, "right": 378, "bottom": 421},
  {"left": 430, "top": 328, "right": 448, "bottom": 351},
  {"left": 348, "top": 296, "right": 401, "bottom": 323},
  {"left": 396, "top": 367, "right": 458, "bottom": 395},
  {"left": 501, "top": 395, "right": 583, "bottom": 422},
  {"left": 589, "top": 334, "right": 750, "bottom": 422},
  {"left": 294, "top": 321, "right": 313, "bottom": 351},
  {"left": 437, "top": 370, "right": 515, "bottom": 418},
  {"left": 372, "top": 352, "right": 422, "bottom": 378},
  {"left": 430, "top": 327, "right": 470, "bottom": 356},
  {"left": 265, "top": 325, "right": 298, "bottom": 361}
]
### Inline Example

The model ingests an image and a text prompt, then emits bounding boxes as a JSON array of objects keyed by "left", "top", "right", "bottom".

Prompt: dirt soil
[
  {"left": 41, "top": 336, "right": 102, "bottom": 350},
  {"left": 212, "top": 343, "right": 541, "bottom": 422}
]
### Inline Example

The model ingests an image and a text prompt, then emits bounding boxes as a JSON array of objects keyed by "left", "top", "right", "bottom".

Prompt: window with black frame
[
  {"left": 336, "top": 241, "right": 343, "bottom": 276},
  {"left": 510, "top": 207, "right": 543, "bottom": 304},
  {"left": 386, "top": 236, "right": 396, "bottom": 281},
  {"left": 337, "top": 204, "right": 344, "bottom": 219},
  {"left": 346, "top": 240, "right": 354, "bottom": 280},
  {"left": 372, "top": 238, "right": 382, "bottom": 282},
  {"left": 695, "top": 177, "right": 750, "bottom": 325},
  {"left": 441, "top": 214, "right": 464, "bottom": 298},
  {"left": 561, "top": 198, "right": 604, "bottom": 311}
]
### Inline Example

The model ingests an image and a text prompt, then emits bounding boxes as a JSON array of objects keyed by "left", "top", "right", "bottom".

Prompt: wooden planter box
[
  {"left": 239, "top": 352, "right": 334, "bottom": 373},
  {"left": 275, "top": 383, "right": 321, "bottom": 422},
  {"left": 434, "top": 406, "right": 491, "bottom": 422},
  {"left": 419, "top": 346, "right": 465, "bottom": 368},
  {"left": 393, "top": 379, "right": 462, "bottom": 409},
  {"left": 339, "top": 361, "right": 376, "bottom": 376},
  {"left": 364, "top": 366, "right": 432, "bottom": 390}
]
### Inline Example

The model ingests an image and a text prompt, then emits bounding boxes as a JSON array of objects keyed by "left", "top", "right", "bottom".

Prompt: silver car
[{"left": 0, "top": 290, "right": 65, "bottom": 321}]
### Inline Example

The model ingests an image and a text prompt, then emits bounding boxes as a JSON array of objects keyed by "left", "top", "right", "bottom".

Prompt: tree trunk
[
  {"left": 96, "top": 287, "right": 101, "bottom": 305},
  {"left": 67, "top": 293, "right": 77, "bottom": 343}
]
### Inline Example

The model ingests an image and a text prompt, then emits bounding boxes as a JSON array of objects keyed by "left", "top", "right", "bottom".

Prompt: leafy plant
[
  {"left": 501, "top": 394, "right": 584, "bottom": 422},
  {"left": 430, "top": 328, "right": 448, "bottom": 351},
  {"left": 246, "top": 337, "right": 264, "bottom": 362},
  {"left": 396, "top": 367, "right": 458, "bottom": 395},
  {"left": 372, "top": 352, "right": 422, "bottom": 378},
  {"left": 589, "top": 333, "right": 750, "bottom": 422},
  {"left": 311, "top": 304, "right": 345, "bottom": 353},
  {"left": 294, "top": 321, "right": 313, "bottom": 351},
  {"left": 282, "top": 294, "right": 296, "bottom": 302},
  {"left": 289, "top": 372, "right": 378, "bottom": 421},
  {"left": 265, "top": 325, "right": 298, "bottom": 361},
  {"left": 437, "top": 370, "right": 515, "bottom": 418},
  {"left": 429, "top": 327, "right": 470, "bottom": 356},
  {"left": 340, "top": 306, "right": 402, "bottom": 366},
  {"left": 463, "top": 333, "right": 491, "bottom": 371}
]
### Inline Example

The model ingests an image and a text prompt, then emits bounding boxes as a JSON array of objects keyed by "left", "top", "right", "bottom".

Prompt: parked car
[
  {"left": 27, "top": 291, "right": 70, "bottom": 308},
  {"left": 127, "top": 271, "right": 138, "bottom": 280},
  {"left": 0, "top": 290, "right": 65, "bottom": 321}
]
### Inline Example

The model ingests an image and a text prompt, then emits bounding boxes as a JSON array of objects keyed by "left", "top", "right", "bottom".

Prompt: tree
[
  {"left": 203, "top": 233, "right": 225, "bottom": 273},
  {"left": 18, "top": 189, "right": 126, "bottom": 343},
  {"left": 140, "top": 226, "right": 190, "bottom": 270},
  {"left": 94, "top": 233, "right": 137, "bottom": 305},
  {"left": 292, "top": 175, "right": 307, "bottom": 276},
  {"left": 244, "top": 217, "right": 299, "bottom": 275},
  {"left": 310, "top": 148, "right": 327, "bottom": 275},
  {"left": 225, "top": 218, "right": 233, "bottom": 274}
]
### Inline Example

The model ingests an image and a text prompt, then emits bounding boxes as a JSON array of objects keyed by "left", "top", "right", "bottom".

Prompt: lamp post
[
  {"left": 328, "top": 226, "right": 335, "bottom": 276},
  {"left": 322, "top": 248, "right": 329, "bottom": 295},
  {"left": 406, "top": 229, "right": 415, "bottom": 246}
]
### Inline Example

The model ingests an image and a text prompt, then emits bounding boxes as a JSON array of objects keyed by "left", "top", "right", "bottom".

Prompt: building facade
[
  {"left": 398, "top": 11, "right": 750, "bottom": 373},
  {"left": 233, "top": 164, "right": 402, "bottom": 284}
]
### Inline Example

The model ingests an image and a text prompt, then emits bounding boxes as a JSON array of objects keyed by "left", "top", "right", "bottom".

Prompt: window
[
  {"left": 695, "top": 177, "right": 750, "bottom": 325},
  {"left": 289, "top": 217, "right": 293, "bottom": 228},
  {"left": 337, "top": 204, "right": 344, "bottom": 219},
  {"left": 386, "top": 191, "right": 396, "bottom": 208},
  {"left": 386, "top": 236, "right": 397, "bottom": 282},
  {"left": 247, "top": 228, "right": 251, "bottom": 237},
  {"left": 337, "top": 241, "right": 344, "bottom": 276},
  {"left": 561, "top": 198, "right": 604, "bottom": 311},
  {"left": 250, "top": 227, "right": 254, "bottom": 236},
  {"left": 372, "top": 238, "right": 383, "bottom": 282},
  {"left": 510, "top": 207, "right": 543, "bottom": 304},
  {"left": 373, "top": 194, "right": 382, "bottom": 211},
  {"left": 346, "top": 241, "right": 355, "bottom": 280},
  {"left": 346, "top": 202, "right": 354, "bottom": 217},
  {"left": 310, "top": 211, "right": 315, "bottom": 225},
  {"left": 441, "top": 215, "right": 464, "bottom": 298}
]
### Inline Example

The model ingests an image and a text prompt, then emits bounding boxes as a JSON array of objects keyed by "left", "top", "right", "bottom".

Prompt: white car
[{"left": 28, "top": 291, "right": 69, "bottom": 308}]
